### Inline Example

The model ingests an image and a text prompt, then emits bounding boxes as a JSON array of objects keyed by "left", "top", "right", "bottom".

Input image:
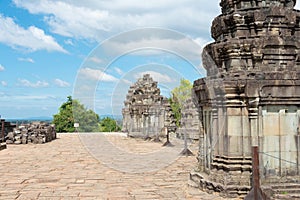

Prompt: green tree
[
  {"left": 169, "top": 97, "right": 181, "bottom": 127},
  {"left": 169, "top": 79, "right": 193, "bottom": 127},
  {"left": 99, "top": 117, "right": 121, "bottom": 132},
  {"left": 53, "top": 96, "right": 100, "bottom": 132},
  {"left": 52, "top": 96, "right": 75, "bottom": 132}
]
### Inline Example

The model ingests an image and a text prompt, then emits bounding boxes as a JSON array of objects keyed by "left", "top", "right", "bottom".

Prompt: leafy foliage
[
  {"left": 169, "top": 97, "right": 181, "bottom": 127},
  {"left": 53, "top": 96, "right": 100, "bottom": 132},
  {"left": 52, "top": 96, "right": 75, "bottom": 132},
  {"left": 99, "top": 117, "right": 121, "bottom": 132},
  {"left": 169, "top": 79, "right": 193, "bottom": 127}
]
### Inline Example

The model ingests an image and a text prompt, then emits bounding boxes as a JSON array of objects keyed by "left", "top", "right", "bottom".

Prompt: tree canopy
[
  {"left": 53, "top": 96, "right": 121, "bottom": 133},
  {"left": 53, "top": 96, "right": 99, "bottom": 132},
  {"left": 169, "top": 79, "right": 193, "bottom": 127},
  {"left": 99, "top": 117, "right": 121, "bottom": 132}
]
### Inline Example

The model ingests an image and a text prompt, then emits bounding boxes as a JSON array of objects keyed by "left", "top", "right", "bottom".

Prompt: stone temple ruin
[
  {"left": 176, "top": 97, "right": 202, "bottom": 140},
  {"left": 190, "top": 0, "right": 300, "bottom": 198},
  {"left": 122, "top": 74, "right": 176, "bottom": 138}
]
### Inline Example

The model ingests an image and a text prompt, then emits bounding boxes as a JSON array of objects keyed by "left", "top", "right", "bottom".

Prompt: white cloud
[
  {"left": 135, "top": 71, "right": 173, "bottom": 83},
  {"left": 89, "top": 56, "right": 103, "bottom": 64},
  {"left": 96, "top": 29, "right": 206, "bottom": 61},
  {"left": 120, "top": 77, "right": 132, "bottom": 86},
  {"left": 0, "top": 14, "right": 67, "bottom": 53},
  {"left": 13, "top": 0, "right": 110, "bottom": 41},
  {"left": 1, "top": 81, "right": 7, "bottom": 86},
  {"left": 193, "top": 37, "right": 210, "bottom": 48},
  {"left": 13, "top": 0, "right": 219, "bottom": 42},
  {"left": 54, "top": 78, "right": 70, "bottom": 87},
  {"left": 18, "top": 79, "right": 49, "bottom": 88},
  {"left": 18, "top": 57, "right": 35, "bottom": 63},
  {"left": 80, "top": 67, "right": 118, "bottom": 82},
  {"left": 114, "top": 67, "right": 123, "bottom": 75},
  {"left": 64, "top": 39, "right": 74, "bottom": 46},
  {"left": 2, "top": 94, "right": 56, "bottom": 100},
  {"left": 120, "top": 79, "right": 132, "bottom": 85},
  {"left": 0, "top": 64, "right": 5, "bottom": 71}
]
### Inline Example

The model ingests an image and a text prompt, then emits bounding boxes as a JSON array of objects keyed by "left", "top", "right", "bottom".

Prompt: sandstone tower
[
  {"left": 191, "top": 0, "right": 300, "bottom": 198},
  {"left": 122, "top": 74, "right": 175, "bottom": 138}
]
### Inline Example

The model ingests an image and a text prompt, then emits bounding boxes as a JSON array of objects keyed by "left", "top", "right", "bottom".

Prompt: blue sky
[{"left": 1, "top": 1, "right": 299, "bottom": 119}]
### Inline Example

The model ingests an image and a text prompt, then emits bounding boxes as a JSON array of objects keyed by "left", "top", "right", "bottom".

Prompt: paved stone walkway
[{"left": 0, "top": 133, "right": 226, "bottom": 200}]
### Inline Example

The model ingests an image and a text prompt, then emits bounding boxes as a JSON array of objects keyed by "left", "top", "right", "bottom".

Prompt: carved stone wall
[
  {"left": 191, "top": 0, "right": 300, "bottom": 198},
  {"left": 122, "top": 74, "right": 176, "bottom": 138}
]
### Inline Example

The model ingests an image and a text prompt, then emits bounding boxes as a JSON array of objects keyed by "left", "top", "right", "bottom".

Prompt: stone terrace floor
[{"left": 0, "top": 133, "right": 228, "bottom": 200}]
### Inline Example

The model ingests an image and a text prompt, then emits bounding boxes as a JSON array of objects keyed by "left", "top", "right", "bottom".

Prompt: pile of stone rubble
[{"left": 5, "top": 122, "right": 56, "bottom": 144}]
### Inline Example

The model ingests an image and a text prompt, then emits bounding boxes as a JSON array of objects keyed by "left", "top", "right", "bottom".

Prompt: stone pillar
[
  {"left": 224, "top": 85, "right": 247, "bottom": 157},
  {"left": 215, "top": 96, "right": 226, "bottom": 156},
  {"left": 197, "top": 106, "right": 205, "bottom": 171},
  {"left": 297, "top": 110, "right": 300, "bottom": 175},
  {"left": 211, "top": 106, "right": 218, "bottom": 156},
  {"left": 145, "top": 114, "right": 149, "bottom": 139},
  {"left": 248, "top": 98, "right": 259, "bottom": 147},
  {"left": 142, "top": 114, "right": 146, "bottom": 136}
]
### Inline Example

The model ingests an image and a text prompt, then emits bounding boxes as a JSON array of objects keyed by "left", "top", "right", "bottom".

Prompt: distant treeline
[{"left": 6, "top": 119, "right": 53, "bottom": 125}]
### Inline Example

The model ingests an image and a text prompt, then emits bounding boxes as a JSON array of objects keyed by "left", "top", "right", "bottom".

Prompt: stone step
[
  {"left": 213, "top": 157, "right": 252, "bottom": 165},
  {"left": 190, "top": 170, "right": 251, "bottom": 190},
  {"left": 274, "top": 194, "right": 300, "bottom": 199},
  {"left": 211, "top": 156, "right": 252, "bottom": 172},
  {"left": 214, "top": 155, "right": 252, "bottom": 161},
  {"left": 272, "top": 185, "right": 300, "bottom": 199},
  {"left": 272, "top": 183, "right": 300, "bottom": 190},
  {"left": 211, "top": 163, "right": 252, "bottom": 171},
  {"left": 263, "top": 183, "right": 300, "bottom": 199},
  {"left": 274, "top": 187, "right": 300, "bottom": 193}
]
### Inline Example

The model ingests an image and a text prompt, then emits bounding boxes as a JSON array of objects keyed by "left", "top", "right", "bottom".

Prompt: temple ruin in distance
[{"left": 122, "top": 74, "right": 176, "bottom": 139}]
